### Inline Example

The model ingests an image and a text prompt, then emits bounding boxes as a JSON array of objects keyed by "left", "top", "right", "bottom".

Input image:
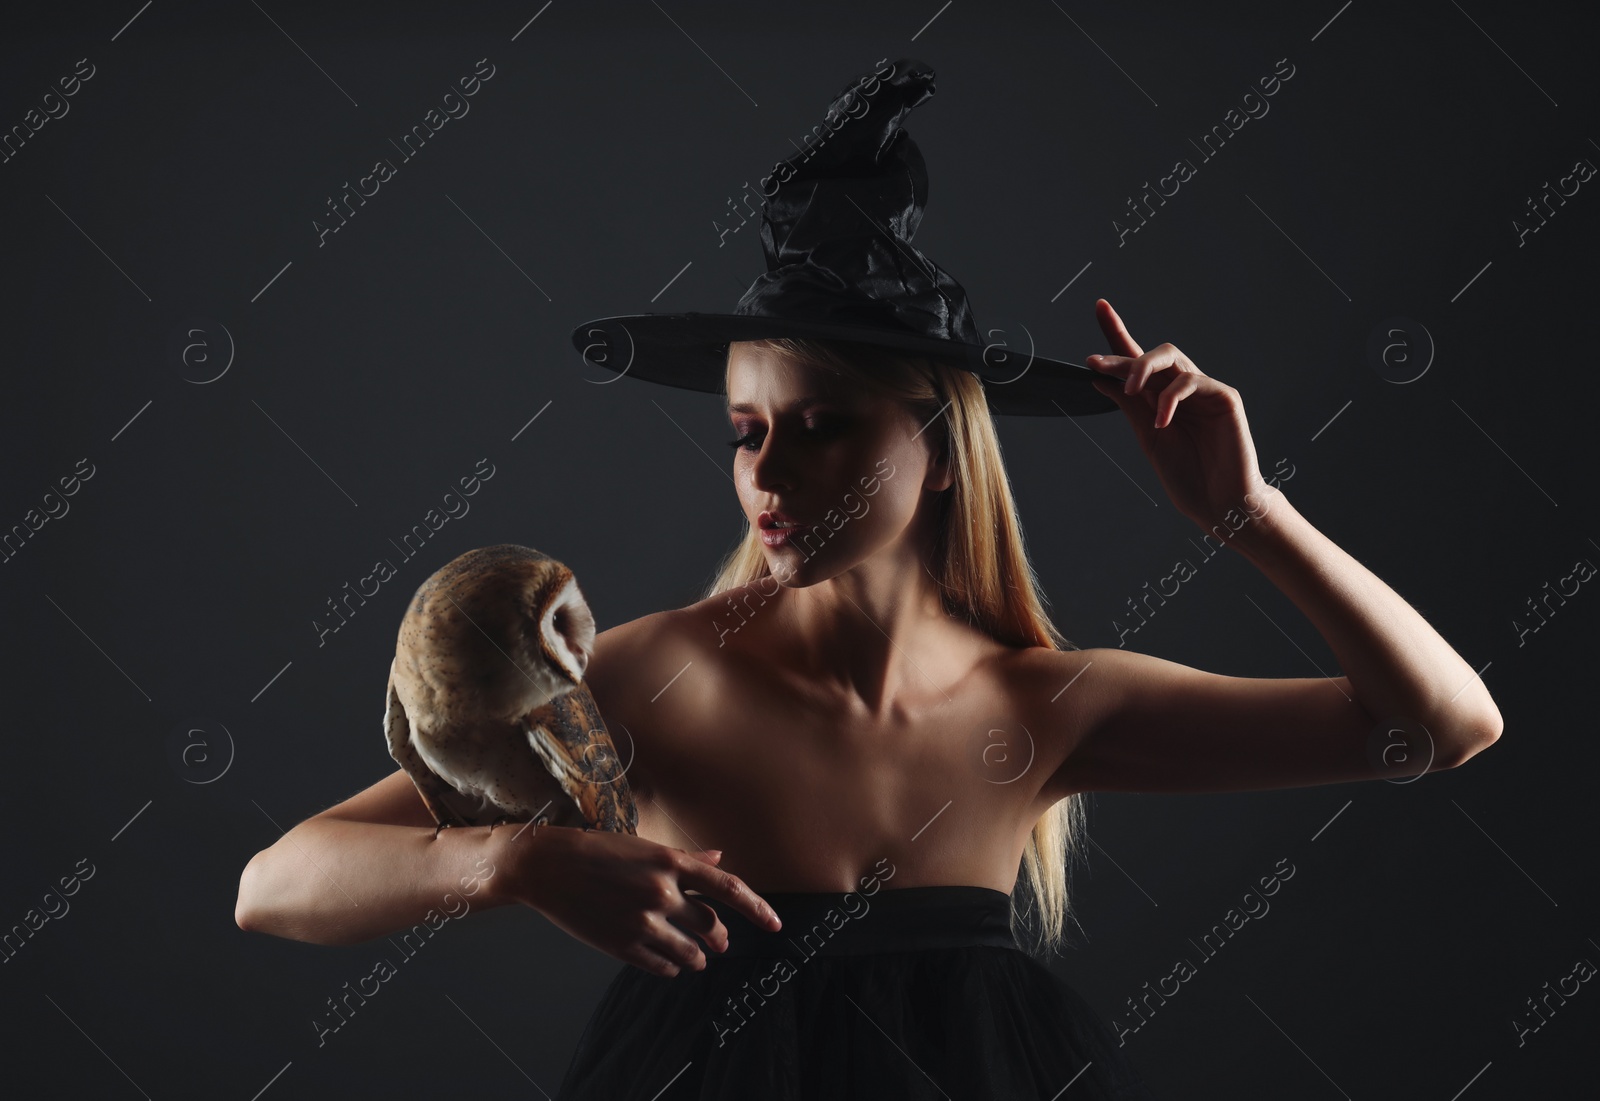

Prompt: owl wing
[
  {"left": 384, "top": 660, "right": 477, "bottom": 830},
  {"left": 524, "top": 682, "right": 639, "bottom": 834}
]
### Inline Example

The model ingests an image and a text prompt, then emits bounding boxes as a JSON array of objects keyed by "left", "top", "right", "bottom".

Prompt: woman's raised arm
[{"left": 1021, "top": 300, "right": 1504, "bottom": 798}]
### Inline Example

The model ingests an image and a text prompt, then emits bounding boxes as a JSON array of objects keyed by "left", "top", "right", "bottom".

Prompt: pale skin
[{"left": 236, "top": 298, "right": 1502, "bottom": 979}]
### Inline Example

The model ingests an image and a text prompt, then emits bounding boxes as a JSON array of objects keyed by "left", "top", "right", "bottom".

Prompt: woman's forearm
[
  {"left": 1228, "top": 485, "right": 1503, "bottom": 760},
  {"left": 236, "top": 816, "right": 509, "bottom": 947}
]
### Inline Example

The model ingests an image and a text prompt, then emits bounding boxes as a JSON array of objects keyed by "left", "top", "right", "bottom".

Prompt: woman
[
  {"left": 236, "top": 304, "right": 1503, "bottom": 1098},
  {"left": 236, "top": 57, "right": 1503, "bottom": 1099}
]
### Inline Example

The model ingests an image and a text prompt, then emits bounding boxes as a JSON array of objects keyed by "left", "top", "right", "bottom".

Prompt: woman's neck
[{"left": 761, "top": 569, "right": 987, "bottom": 719}]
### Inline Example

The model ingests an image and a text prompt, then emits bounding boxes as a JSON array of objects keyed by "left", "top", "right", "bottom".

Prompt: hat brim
[{"left": 569, "top": 312, "right": 1119, "bottom": 417}]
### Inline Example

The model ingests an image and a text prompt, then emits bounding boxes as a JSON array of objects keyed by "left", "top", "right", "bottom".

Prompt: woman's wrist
[
  {"left": 478, "top": 820, "right": 560, "bottom": 912},
  {"left": 1221, "top": 482, "right": 1300, "bottom": 565}
]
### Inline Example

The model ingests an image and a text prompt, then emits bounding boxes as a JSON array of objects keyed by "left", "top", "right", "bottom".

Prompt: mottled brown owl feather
[{"left": 524, "top": 683, "right": 639, "bottom": 834}]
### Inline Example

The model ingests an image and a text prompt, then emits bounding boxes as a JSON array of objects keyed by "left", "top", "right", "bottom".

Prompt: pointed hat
[{"left": 569, "top": 57, "right": 1114, "bottom": 417}]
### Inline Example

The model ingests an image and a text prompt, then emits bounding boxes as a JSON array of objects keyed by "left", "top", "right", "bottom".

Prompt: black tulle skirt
[{"left": 555, "top": 885, "right": 1157, "bottom": 1099}]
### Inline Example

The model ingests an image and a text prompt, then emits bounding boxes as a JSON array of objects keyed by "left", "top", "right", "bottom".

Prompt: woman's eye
[{"left": 725, "top": 418, "right": 843, "bottom": 452}]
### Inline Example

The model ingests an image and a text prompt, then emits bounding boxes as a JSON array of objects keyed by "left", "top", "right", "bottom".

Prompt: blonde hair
[{"left": 701, "top": 336, "right": 1090, "bottom": 957}]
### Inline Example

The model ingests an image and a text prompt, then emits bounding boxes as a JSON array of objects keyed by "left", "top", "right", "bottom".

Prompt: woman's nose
[{"left": 748, "top": 435, "right": 797, "bottom": 492}]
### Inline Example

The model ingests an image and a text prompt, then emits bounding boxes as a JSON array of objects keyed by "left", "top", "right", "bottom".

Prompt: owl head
[{"left": 394, "top": 544, "right": 598, "bottom": 724}]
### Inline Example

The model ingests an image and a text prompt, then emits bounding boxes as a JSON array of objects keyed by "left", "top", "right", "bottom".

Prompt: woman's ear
[{"left": 925, "top": 441, "right": 955, "bottom": 493}]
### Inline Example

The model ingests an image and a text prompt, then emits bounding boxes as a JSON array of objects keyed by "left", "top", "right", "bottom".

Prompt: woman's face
[{"left": 725, "top": 341, "right": 950, "bottom": 586}]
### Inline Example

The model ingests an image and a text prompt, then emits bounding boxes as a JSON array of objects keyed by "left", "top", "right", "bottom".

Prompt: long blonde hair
[{"left": 700, "top": 336, "right": 1090, "bottom": 956}]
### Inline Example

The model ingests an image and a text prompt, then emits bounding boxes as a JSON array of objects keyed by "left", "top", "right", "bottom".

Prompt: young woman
[{"left": 236, "top": 300, "right": 1502, "bottom": 1099}]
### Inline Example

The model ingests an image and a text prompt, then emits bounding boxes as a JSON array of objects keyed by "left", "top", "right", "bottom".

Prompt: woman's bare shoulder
[
  {"left": 992, "top": 643, "right": 1107, "bottom": 693},
  {"left": 587, "top": 604, "right": 712, "bottom": 679},
  {"left": 583, "top": 604, "right": 727, "bottom": 797},
  {"left": 995, "top": 643, "right": 1154, "bottom": 734},
  {"left": 589, "top": 590, "right": 754, "bottom": 674},
  {"left": 997, "top": 643, "right": 1141, "bottom": 750}
]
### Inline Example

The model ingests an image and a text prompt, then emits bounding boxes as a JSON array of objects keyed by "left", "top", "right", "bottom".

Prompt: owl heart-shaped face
[{"left": 540, "top": 571, "right": 596, "bottom": 685}]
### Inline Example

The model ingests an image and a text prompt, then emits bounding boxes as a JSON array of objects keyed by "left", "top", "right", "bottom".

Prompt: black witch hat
[{"left": 568, "top": 58, "right": 1115, "bottom": 417}]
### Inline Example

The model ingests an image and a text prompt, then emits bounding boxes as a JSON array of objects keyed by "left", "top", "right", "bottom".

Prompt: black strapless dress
[{"left": 555, "top": 885, "right": 1157, "bottom": 1099}]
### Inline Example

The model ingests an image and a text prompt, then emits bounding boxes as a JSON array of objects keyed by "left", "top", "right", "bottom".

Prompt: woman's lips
[
  {"left": 760, "top": 523, "right": 812, "bottom": 547},
  {"left": 757, "top": 509, "right": 811, "bottom": 546}
]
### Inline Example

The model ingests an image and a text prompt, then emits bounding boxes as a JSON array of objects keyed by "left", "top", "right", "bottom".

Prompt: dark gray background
[{"left": 2, "top": 1, "right": 1594, "bottom": 1097}]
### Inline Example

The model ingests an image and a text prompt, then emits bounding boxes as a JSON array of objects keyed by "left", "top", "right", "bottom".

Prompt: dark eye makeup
[{"left": 725, "top": 415, "right": 844, "bottom": 452}]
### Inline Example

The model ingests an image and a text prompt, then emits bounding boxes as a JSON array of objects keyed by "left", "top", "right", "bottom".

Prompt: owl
[{"left": 383, "top": 544, "right": 637, "bottom": 838}]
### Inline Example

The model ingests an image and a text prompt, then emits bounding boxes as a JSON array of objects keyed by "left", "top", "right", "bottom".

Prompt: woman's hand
[
  {"left": 488, "top": 824, "right": 782, "bottom": 978},
  {"left": 1086, "top": 298, "right": 1274, "bottom": 532}
]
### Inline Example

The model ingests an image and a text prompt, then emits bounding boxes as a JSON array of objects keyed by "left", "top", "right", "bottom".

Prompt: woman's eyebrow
[{"left": 726, "top": 396, "right": 839, "bottom": 414}]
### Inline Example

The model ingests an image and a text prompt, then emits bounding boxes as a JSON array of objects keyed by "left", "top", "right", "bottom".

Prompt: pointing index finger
[{"left": 1095, "top": 298, "right": 1143, "bottom": 359}]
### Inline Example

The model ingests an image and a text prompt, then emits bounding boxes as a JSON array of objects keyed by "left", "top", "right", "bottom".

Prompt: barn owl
[{"left": 383, "top": 544, "right": 637, "bottom": 838}]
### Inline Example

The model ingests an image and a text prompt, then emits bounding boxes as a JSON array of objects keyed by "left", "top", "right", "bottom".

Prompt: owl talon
[{"left": 432, "top": 822, "right": 450, "bottom": 840}]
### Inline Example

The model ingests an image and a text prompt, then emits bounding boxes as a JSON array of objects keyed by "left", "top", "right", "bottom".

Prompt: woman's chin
[{"left": 762, "top": 552, "right": 815, "bottom": 585}]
